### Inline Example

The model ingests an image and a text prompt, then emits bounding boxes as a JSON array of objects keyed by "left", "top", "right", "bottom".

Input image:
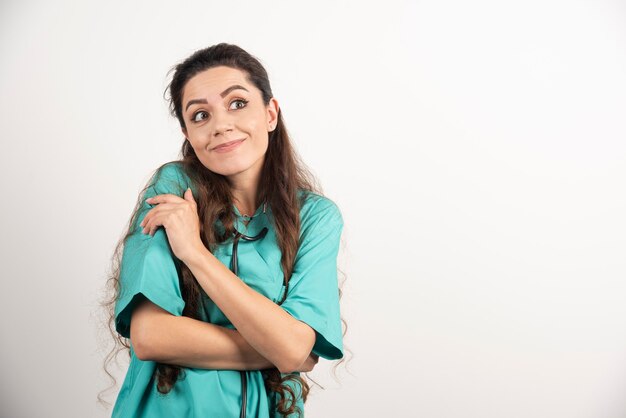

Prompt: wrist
[{"left": 181, "top": 240, "right": 211, "bottom": 267}]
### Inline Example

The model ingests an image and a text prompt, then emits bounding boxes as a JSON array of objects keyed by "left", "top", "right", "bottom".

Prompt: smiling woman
[
  {"left": 101, "top": 43, "right": 348, "bottom": 418},
  {"left": 180, "top": 67, "right": 279, "bottom": 189}
]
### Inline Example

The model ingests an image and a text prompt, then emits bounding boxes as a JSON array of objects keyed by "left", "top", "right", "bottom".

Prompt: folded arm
[
  {"left": 182, "top": 248, "right": 317, "bottom": 373},
  {"left": 130, "top": 297, "right": 275, "bottom": 371}
]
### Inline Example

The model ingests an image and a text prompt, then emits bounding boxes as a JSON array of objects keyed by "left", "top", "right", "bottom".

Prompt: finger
[
  {"left": 140, "top": 208, "right": 156, "bottom": 228},
  {"left": 184, "top": 187, "right": 196, "bottom": 204},
  {"left": 148, "top": 221, "right": 161, "bottom": 236},
  {"left": 145, "top": 193, "right": 184, "bottom": 205},
  {"left": 140, "top": 204, "right": 156, "bottom": 227},
  {"left": 140, "top": 202, "right": 174, "bottom": 228},
  {"left": 142, "top": 214, "right": 160, "bottom": 235},
  {"left": 141, "top": 217, "right": 152, "bottom": 234}
]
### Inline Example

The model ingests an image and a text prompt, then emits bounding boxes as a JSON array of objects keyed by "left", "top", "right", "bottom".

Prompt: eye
[
  {"left": 192, "top": 110, "right": 209, "bottom": 123},
  {"left": 230, "top": 98, "right": 249, "bottom": 110}
]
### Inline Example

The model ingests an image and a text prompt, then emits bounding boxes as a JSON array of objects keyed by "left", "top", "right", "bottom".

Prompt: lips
[{"left": 213, "top": 138, "right": 245, "bottom": 150}]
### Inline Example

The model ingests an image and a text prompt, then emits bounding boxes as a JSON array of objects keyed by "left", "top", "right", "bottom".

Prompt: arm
[
  {"left": 183, "top": 248, "right": 316, "bottom": 374},
  {"left": 130, "top": 297, "right": 276, "bottom": 370},
  {"left": 119, "top": 165, "right": 316, "bottom": 372}
]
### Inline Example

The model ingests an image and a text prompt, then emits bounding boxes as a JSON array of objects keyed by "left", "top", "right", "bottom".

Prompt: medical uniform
[{"left": 111, "top": 162, "right": 344, "bottom": 418}]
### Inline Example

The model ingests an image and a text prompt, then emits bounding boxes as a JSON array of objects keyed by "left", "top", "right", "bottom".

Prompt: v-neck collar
[
  {"left": 232, "top": 201, "right": 267, "bottom": 220},
  {"left": 232, "top": 201, "right": 270, "bottom": 236}
]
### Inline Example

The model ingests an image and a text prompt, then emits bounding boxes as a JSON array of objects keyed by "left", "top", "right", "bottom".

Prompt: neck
[{"left": 227, "top": 161, "right": 264, "bottom": 216}]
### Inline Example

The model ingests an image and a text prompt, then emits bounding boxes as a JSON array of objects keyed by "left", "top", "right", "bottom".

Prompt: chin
[{"left": 204, "top": 159, "right": 254, "bottom": 177}]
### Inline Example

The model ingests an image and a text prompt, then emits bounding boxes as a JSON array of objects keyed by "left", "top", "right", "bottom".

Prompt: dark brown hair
[{"left": 100, "top": 43, "right": 349, "bottom": 417}]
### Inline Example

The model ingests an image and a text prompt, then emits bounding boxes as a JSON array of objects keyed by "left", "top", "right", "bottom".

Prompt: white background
[{"left": 1, "top": 1, "right": 625, "bottom": 417}]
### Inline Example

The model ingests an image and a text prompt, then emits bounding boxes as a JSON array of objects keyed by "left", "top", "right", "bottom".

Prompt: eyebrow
[{"left": 184, "top": 84, "right": 250, "bottom": 112}]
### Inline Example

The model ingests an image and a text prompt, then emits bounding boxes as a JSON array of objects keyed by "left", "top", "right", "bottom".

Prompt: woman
[{"left": 104, "top": 43, "right": 346, "bottom": 417}]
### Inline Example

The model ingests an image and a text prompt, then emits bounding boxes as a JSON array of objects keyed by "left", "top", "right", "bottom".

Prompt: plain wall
[{"left": 1, "top": 0, "right": 625, "bottom": 417}]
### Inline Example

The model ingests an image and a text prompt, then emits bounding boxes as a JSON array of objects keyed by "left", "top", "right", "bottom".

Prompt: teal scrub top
[{"left": 111, "top": 162, "right": 344, "bottom": 418}]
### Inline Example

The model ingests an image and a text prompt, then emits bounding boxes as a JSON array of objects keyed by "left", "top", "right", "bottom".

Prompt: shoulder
[
  {"left": 147, "top": 161, "right": 192, "bottom": 196},
  {"left": 297, "top": 190, "right": 343, "bottom": 229}
]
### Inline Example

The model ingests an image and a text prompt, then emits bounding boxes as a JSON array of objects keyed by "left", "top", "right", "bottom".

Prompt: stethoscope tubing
[{"left": 229, "top": 227, "right": 268, "bottom": 418}]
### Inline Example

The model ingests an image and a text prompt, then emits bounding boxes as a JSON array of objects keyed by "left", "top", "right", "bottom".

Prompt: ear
[
  {"left": 181, "top": 127, "right": 188, "bottom": 140},
  {"left": 266, "top": 97, "right": 280, "bottom": 132}
]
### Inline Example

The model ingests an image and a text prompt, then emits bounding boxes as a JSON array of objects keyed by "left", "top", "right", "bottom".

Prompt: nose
[{"left": 212, "top": 108, "right": 235, "bottom": 137}]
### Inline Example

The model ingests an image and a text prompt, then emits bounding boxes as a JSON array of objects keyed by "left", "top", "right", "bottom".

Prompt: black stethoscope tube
[{"left": 229, "top": 227, "right": 268, "bottom": 418}]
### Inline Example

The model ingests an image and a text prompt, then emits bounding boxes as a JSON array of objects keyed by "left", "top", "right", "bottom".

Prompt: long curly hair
[{"left": 99, "top": 43, "right": 349, "bottom": 417}]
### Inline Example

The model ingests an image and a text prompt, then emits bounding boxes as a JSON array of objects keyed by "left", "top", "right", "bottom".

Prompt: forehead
[{"left": 182, "top": 66, "right": 254, "bottom": 104}]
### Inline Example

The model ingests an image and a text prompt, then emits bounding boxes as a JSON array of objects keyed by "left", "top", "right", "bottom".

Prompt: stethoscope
[{"left": 229, "top": 220, "right": 290, "bottom": 418}]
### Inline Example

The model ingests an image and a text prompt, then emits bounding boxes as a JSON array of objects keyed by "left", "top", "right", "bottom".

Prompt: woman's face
[{"left": 180, "top": 65, "right": 279, "bottom": 180}]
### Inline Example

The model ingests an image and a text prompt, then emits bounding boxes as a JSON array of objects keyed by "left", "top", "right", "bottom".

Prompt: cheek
[
  {"left": 248, "top": 115, "right": 270, "bottom": 142},
  {"left": 186, "top": 127, "right": 210, "bottom": 147},
  {"left": 244, "top": 108, "right": 268, "bottom": 132},
  {"left": 242, "top": 118, "right": 260, "bottom": 135},
  {"left": 252, "top": 128, "right": 269, "bottom": 151},
  {"left": 187, "top": 137, "right": 204, "bottom": 154}
]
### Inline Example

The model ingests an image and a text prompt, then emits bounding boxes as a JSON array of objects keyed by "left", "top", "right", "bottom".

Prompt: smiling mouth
[{"left": 212, "top": 138, "right": 245, "bottom": 150}]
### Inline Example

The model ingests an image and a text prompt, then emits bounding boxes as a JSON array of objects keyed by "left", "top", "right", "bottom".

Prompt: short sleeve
[
  {"left": 114, "top": 162, "right": 191, "bottom": 338},
  {"left": 279, "top": 196, "right": 345, "bottom": 360}
]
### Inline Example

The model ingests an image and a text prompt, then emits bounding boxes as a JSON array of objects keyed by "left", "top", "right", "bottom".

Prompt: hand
[
  {"left": 295, "top": 352, "right": 319, "bottom": 373},
  {"left": 139, "top": 188, "right": 204, "bottom": 262}
]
